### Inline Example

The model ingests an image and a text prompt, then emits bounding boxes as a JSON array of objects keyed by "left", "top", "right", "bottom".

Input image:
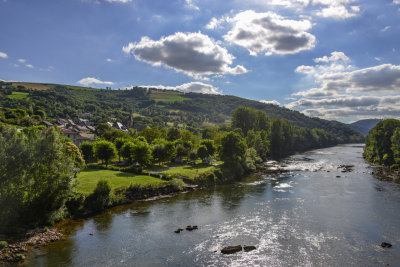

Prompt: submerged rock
[
  {"left": 221, "top": 245, "right": 242, "bottom": 254},
  {"left": 243, "top": 245, "right": 256, "bottom": 252},
  {"left": 381, "top": 242, "right": 392, "bottom": 248}
]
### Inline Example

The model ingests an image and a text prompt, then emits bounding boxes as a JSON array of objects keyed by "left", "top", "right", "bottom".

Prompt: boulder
[
  {"left": 381, "top": 242, "right": 392, "bottom": 248},
  {"left": 221, "top": 245, "right": 242, "bottom": 254},
  {"left": 243, "top": 245, "right": 256, "bottom": 252}
]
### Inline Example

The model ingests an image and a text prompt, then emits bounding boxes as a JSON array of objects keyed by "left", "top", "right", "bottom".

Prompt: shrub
[
  {"left": 170, "top": 178, "right": 185, "bottom": 191},
  {"left": 0, "top": 241, "right": 8, "bottom": 249},
  {"left": 65, "top": 193, "right": 86, "bottom": 215},
  {"left": 85, "top": 180, "right": 111, "bottom": 212},
  {"left": 390, "top": 164, "right": 399, "bottom": 170}
]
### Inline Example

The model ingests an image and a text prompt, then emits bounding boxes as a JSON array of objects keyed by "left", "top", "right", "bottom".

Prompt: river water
[{"left": 24, "top": 145, "right": 400, "bottom": 266}]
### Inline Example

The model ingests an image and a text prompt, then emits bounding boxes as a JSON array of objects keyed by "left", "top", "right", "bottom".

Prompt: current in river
[{"left": 24, "top": 145, "right": 400, "bottom": 266}]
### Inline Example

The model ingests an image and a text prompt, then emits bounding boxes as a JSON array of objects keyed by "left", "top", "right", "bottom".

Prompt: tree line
[
  {"left": 0, "top": 106, "right": 362, "bottom": 234},
  {"left": 364, "top": 119, "right": 400, "bottom": 170}
]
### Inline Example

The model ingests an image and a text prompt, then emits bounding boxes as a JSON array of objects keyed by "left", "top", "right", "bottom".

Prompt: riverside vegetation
[
  {"left": 0, "top": 107, "right": 363, "bottom": 234},
  {"left": 0, "top": 82, "right": 364, "bottom": 263},
  {"left": 364, "top": 119, "right": 400, "bottom": 174}
]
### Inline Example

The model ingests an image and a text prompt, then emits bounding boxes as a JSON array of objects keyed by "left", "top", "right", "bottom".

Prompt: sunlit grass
[{"left": 76, "top": 169, "right": 167, "bottom": 194}]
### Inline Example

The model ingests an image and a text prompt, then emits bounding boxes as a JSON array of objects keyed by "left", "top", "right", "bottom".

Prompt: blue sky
[{"left": 1, "top": 0, "right": 400, "bottom": 122}]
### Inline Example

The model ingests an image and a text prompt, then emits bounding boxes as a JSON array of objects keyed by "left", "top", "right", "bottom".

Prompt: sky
[{"left": 1, "top": 0, "right": 400, "bottom": 123}]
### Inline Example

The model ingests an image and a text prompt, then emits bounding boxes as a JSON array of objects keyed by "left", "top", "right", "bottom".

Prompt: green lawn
[
  {"left": 8, "top": 92, "right": 29, "bottom": 100},
  {"left": 161, "top": 164, "right": 217, "bottom": 180},
  {"left": 76, "top": 169, "right": 167, "bottom": 194}
]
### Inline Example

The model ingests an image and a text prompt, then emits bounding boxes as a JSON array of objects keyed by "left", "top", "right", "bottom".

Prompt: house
[
  {"left": 113, "top": 122, "right": 128, "bottom": 132},
  {"left": 60, "top": 128, "right": 78, "bottom": 143},
  {"left": 42, "top": 120, "right": 53, "bottom": 127},
  {"left": 76, "top": 133, "right": 95, "bottom": 147}
]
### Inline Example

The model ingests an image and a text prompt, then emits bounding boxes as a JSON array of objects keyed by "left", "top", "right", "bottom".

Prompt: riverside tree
[
  {"left": 94, "top": 140, "right": 117, "bottom": 167},
  {"left": 0, "top": 126, "right": 79, "bottom": 233}
]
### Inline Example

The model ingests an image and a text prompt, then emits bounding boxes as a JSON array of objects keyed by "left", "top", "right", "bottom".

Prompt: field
[
  {"left": 149, "top": 90, "right": 190, "bottom": 103},
  {"left": 8, "top": 91, "right": 29, "bottom": 100},
  {"left": 161, "top": 163, "right": 218, "bottom": 180},
  {"left": 76, "top": 169, "right": 168, "bottom": 194}
]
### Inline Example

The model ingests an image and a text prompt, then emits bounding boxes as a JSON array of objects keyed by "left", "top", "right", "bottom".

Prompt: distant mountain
[
  {"left": 0, "top": 81, "right": 363, "bottom": 143},
  {"left": 348, "top": 119, "right": 382, "bottom": 135}
]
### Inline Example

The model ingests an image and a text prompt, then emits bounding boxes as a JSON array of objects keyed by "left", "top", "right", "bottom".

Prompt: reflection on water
[{"left": 24, "top": 145, "right": 400, "bottom": 266}]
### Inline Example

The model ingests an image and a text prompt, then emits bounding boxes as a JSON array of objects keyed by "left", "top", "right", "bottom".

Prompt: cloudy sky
[{"left": 1, "top": 0, "right": 400, "bottom": 122}]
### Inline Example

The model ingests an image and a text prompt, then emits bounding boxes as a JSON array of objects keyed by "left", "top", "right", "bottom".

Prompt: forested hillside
[
  {"left": 348, "top": 119, "right": 382, "bottom": 135},
  {"left": 0, "top": 81, "right": 363, "bottom": 143}
]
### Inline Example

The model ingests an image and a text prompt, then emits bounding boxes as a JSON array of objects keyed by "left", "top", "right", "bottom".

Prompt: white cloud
[
  {"left": 25, "top": 64, "right": 34, "bottom": 69},
  {"left": 312, "top": 0, "right": 360, "bottom": 19},
  {"left": 289, "top": 52, "right": 400, "bottom": 120},
  {"left": 77, "top": 77, "right": 114, "bottom": 86},
  {"left": 106, "top": 58, "right": 112, "bottom": 62},
  {"left": 313, "top": 51, "right": 349, "bottom": 63},
  {"left": 0, "top": 52, "right": 8, "bottom": 59},
  {"left": 381, "top": 26, "right": 391, "bottom": 32},
  {"left": 185, "top": 0, "right": 199, "bottom": 10},
  {"left": 394, "top": 0, "right": 400, "bottom": 4},
  {"left": 205, "top": 16, "right": 230, "bottom": 30},
  {"left": 18, "top": 59, "right": 26, "bottom": 63},
  {"left": 123, "top": 32, "right": 247, "bottom": 79},
  {"left": 295, "top": 65, "right": 316, "bottom": 74},
  {"left": 313, "top": 64, "right": 400, "bottom": 93},
  {"left": 223, "top": 10, "right": 316, "bottom": 56},
  {"left": 260, "top": 99, "right": 281, "bottom": 106},
  {"left": 138, "top": 82, "right": 222, "bottom": 95}
]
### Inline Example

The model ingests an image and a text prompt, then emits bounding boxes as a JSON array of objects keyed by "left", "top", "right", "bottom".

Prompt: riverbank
[
  {"left": 0, "top": 228, "right": 63, "bottom": 265},
  {"left": 370, "top": 164, "right": 400, "bottom": 183},
  {"left": 0, "top": 161, "right": 287, "bottom": 265},
  {"left": 18, "top": 144, "right": 400, "bottom": 267}
]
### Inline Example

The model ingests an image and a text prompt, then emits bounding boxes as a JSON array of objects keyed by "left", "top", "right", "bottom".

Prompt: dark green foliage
[
  {"left": 0, "top": 126, "right": 77, "bottom": 233},
  {"left": 80, "top": 142, "right": 96, "bottom": 163},
  {"left": 132, "top": 141, "right": 152, "bottom": 167},
  {"left": 200, "top": 139, "right": 216, "bottom": 158},
  {"left": 219, "top": 131, "right": 247, "bottom": 165},
  {"left": 166, "top": 127, "right": 181, "bottom": 141},
  {"left": 84, "top": 180, "right": 111, "bottom": 212},
  {"left": 94, "top": 140, "right": 117, "bottom": 166},
  {"left": 65, "top": 193, "right": 86, "bottom": 215},
  {"left": 364, "top": 119, "right": 400, "bottom": 167},
  {"left": 0, "top": 241, "right": 8, "bottom": 249},
  {"left": 114, "top": 137, "right": 129, "bottom": 161},
  {"left": 197, "top": 145, "right": 208, "bottom": 160}
]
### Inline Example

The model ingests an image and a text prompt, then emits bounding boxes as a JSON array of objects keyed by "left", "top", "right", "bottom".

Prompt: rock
[
  {"left": 221, "top": 245, "right": 242, "bottom": 254},
  {"left": 381, "top": 242, "right": 392, "bottom": 248},
  {"left": 186, "top": 226, "right": 197, "bottom": 231},
  {"left": 243, "top": 245, "right": 256, "bottom": 252},
  {"left": 89, "top": 233, "right": 94, "bottom": 236},
  {"left": 336, "top": 176, "right": 341, "bottom": 178},
  {"left": 174, "top": 228, "right": 184, "bottom": 233}
]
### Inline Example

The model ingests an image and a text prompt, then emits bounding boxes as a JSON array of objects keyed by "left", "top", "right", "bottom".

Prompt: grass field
[
  {"left": 149, "top": 90, "right": 190, "bottom": 103},
  {"left": 76, "top": 169, "right": 168, "bottom": 194},
  {"left": 8, "top": 91, "right": 29, "bottom": 100},
  {"left": 161, "top": 164, "right": 217, "bottom": 180}
]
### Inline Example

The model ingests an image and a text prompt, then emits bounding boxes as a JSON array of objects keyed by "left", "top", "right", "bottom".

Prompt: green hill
[
  {"left": 348, "top": 119, "right": 382, "bottom": 136},
  {"left": 0, "top": 81, "right": 363, "bottom": 143}
]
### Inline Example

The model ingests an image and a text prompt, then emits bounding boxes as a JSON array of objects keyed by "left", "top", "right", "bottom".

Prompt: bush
[
  {"left": 390, "top": 164, "right": 399, "bottom": 170},
  {"left": 65, "top": 193, "right": 86, "bottom": 215},
  {"left": 84, "top": 180, "right": 111, "bottom": 212},
  {"left": 170, "top": 178, "right": 185, "bottom": 191},
  {"left": 0, "top": 241, "right": 8, "bottom": 249}
]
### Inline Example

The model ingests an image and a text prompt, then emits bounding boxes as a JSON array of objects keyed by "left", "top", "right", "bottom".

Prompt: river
[{"left": 24, "top": 144, "right": 400, "bottom": 266}]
